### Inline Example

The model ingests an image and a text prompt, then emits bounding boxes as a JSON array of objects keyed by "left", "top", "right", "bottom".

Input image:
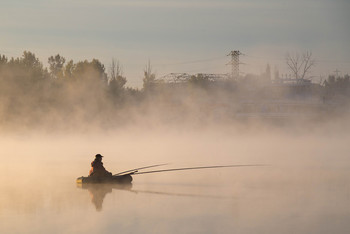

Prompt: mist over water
[
  {"left": 1, "top": 47, "right": 350, "bottom": 234},
  {"left": 1, "top": 0, "right": 350, "bottom": 231},
  {"left": 1, "top": 123, "right": 349, "bottom": 234}
]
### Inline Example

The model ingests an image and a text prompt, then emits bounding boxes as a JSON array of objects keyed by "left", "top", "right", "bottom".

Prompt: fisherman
[{"left": 89, "top": 154, "right": 113, "bottom": 177}]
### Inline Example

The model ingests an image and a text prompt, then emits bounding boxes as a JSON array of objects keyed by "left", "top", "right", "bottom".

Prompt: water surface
[{"left": 1, "top": 130, "right": 349, "bottom": 233}]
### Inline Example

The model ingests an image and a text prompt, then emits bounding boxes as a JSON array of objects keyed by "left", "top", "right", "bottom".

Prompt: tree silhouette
[
  {"left": 48, "top": 54, "right": 66, "bottom": 79},
  {"left": 109, "top": 59, "right": 126, "bottom": 90},
  {"left": 142, "top": 60, "right": 156, "bottom": 91},
  {"left": 286, "top": 51, "right": 315, "bottom": 80}
]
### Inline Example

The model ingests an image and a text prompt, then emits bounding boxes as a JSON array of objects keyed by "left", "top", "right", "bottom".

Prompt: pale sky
[{"left": 1, "top": 0, "right": 349, "bottom": 87}]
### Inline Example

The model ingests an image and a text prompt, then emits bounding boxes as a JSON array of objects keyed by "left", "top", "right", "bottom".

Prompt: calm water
[{"left": 1, "top": 130, "right": 349, "bottom": 234}]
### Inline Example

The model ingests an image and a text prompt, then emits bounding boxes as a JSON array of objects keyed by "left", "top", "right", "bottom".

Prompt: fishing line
[{"left": 134, "top": 164, "right": 267, "bottom": 175}]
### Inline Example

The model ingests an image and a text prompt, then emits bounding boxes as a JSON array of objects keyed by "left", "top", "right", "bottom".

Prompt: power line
[
  {"left": 245, "top": 53, "right": 350, "bottom": 64},
  {"left": 158, "top": 64, "right": 227, "bottom": 76},
  {"left": 316, "top": 59, "right": 350, "bottom": 64},
  {"left": 154, "top": 56, "right": 227, "bottom": 67},
  {"left": 244, "top": 54, "right": 285, "bottom": 61}
]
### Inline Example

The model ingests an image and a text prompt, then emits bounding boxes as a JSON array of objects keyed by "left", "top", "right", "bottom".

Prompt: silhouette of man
[{"left": 89, "top": 154, "right": 113, "bottom": 177}]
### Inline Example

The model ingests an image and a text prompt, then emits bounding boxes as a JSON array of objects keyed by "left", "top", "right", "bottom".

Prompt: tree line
[
  {"left": 323, "top": 74, "right": 350, "bottom": 99},
  {"left": 0, "top": 51, "right": 349, "bottom": 130},
  {"left": 0, "top": 51, "right": 145, "bottom": 129}
]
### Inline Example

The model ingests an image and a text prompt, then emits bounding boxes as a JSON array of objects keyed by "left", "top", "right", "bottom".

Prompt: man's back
[{"left": 89, "top": 155, "right": 112, "bottom": 177}]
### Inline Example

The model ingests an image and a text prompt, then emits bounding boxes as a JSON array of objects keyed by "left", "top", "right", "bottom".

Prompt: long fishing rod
[
  {"left": 133, "top": 164, "right": 267, "bottom": 175},
  {"left": 114, "top": 163, "right": 169, "bottom": 176}
]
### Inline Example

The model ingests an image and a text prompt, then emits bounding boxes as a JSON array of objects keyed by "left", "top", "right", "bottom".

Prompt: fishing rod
[
  {"left": 114, "top": 163, "right": 169, "bottom": 176},
  {"left": 133, "top": 164, "right": 267, "bottom": 175}
]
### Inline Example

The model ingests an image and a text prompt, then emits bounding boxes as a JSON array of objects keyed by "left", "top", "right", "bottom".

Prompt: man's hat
[{"left": 95, "top": 154, "right": 103, "bottom": 158}]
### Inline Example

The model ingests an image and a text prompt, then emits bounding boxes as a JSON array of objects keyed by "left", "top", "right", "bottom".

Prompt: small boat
[
  {"left": 76, "top": 163, "right": 166, "bottom": 185},
  {"left": 76, "top": 174, "right": 133, "bottom": 184},
  {"left": 76, "top": 164, "right": 264, "bottom": 185}
]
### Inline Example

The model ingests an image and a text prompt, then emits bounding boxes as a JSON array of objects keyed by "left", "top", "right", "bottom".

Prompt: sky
[{"left": 1, "top": 0, "right": 349, "bottom": 87}]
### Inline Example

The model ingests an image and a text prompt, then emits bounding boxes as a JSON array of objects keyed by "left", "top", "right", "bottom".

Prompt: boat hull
[{"left": 76, "top": 174, "right": 133, "bottom": 184}]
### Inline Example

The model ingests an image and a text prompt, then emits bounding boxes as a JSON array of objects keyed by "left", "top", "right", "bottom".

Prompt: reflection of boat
[
  {"left": 77, "top": 182, "right": 233, "bottom": 211},
  {"left": 77, "top": 183, "right": 133, "bottom": 211},
  {"left": 76, "top": 174, "right": 132, "bottom": 184},
  {"left": 77, "top": 182, "right": 133, "bottom": 190}
]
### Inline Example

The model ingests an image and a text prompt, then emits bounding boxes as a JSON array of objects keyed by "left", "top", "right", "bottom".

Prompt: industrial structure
[
  {"left": 154, "top": 73, "right": 229, "bottom": 84},
  {"left": 153, "top": 50, "right": 242, "bottom": 84},
  {"left": 227, "top": 50, "right": 242, "bottom": 80}
]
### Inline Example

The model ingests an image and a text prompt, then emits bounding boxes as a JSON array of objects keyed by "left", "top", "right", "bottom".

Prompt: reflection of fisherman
[
  {"left": 89, "top": 154, "right": 113, "bottom": 177},
  {"left": 84, "top": 184, "right": 133, "bottom": 211},
  {"left": 88, "top": 185, "right": 113, "bottom": 211}
]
